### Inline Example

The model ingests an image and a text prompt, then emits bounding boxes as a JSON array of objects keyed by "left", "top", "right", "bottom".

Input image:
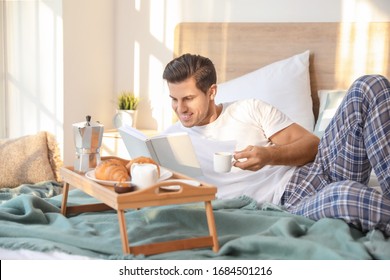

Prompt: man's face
[{"left": 168, "top": 77, "right": 217, "bottom": 127}]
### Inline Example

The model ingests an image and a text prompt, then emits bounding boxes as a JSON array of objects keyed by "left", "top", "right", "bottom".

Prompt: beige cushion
[{"left": 0, "top": 131, "right": 63, "bottom": 188}]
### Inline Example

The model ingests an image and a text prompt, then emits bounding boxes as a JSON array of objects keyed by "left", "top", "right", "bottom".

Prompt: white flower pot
[{"left": 114, "top": 109, "right": 138, "bottom": 128}]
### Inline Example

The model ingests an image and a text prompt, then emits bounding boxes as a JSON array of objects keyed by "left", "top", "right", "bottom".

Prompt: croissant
[
  {"left": 95, "top": 159, "right": 130, "bottom": 182},
  {"left": 126, "top": 156, "right": 160, "bottom": 177}
]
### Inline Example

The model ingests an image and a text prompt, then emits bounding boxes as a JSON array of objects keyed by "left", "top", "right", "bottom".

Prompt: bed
[{"left": 1, "top": 22, "right": 390, "bottom": 260}]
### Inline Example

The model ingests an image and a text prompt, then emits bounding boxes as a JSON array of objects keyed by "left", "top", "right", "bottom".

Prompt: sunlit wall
[{"left": 336, "top": 0, "right": 389, "bottom": 87}]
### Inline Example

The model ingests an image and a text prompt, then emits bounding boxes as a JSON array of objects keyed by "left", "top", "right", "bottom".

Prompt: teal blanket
[
  {"left": 0, "top": 186, "right": 389, "bottom": 260},
  {"left": 0, "top": 181, "right": 62, "bottom": 204}
]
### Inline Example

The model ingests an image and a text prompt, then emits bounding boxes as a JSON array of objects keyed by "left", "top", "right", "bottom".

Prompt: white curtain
[
  {"left": 0, "top": 1, "right": 6, "bottom": 138},
  {"left": 1, "top": 0, "right": 63, "bottom": 142}
]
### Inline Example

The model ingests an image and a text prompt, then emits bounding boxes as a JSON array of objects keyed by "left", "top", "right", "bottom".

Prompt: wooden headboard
[{"left": 174, "top": 22, "right": 390, "bottom": 119}]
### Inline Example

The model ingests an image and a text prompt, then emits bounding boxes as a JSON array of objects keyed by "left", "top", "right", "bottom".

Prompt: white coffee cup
[
  {"left": 213, "top": 152, "right": 233, "bottom": 173},
  {"left": 131, "top": 163, "right": 159, "bottom": 189}
]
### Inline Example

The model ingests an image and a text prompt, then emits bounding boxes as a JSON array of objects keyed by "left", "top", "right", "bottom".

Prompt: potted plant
[
  {"left": 116, "top": 91, "right": 140, "bottom": 127},
  {"left": 118, "top": 91, "right": 139, "bottom": 111}
]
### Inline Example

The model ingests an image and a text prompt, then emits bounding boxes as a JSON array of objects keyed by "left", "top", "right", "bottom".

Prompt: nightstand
[{"left": 101, "top": 129, "right": 157, "bottom": 159}]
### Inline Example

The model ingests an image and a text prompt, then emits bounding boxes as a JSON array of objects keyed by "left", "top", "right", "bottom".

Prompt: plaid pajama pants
[{"left": 281, "top": 75, "right": 390, "bottom": 236}]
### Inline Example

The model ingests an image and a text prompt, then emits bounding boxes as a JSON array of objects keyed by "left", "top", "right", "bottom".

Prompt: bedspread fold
[{"left": 0, "top": 181, "right": 62, "bottom": 204}]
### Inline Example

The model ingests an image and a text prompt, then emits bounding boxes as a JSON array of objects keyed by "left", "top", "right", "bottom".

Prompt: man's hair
[{"left": 163, "top": 53, "right": 217, "bottom": 93}]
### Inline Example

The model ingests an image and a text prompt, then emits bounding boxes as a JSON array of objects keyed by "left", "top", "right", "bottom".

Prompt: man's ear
[{"left": 209, "top": 84, "right": 217, "bottom": 100}]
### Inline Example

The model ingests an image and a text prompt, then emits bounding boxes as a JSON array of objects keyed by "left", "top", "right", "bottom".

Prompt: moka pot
[{"left": 72, "top": 115, "right": 104, "bottom": 173}]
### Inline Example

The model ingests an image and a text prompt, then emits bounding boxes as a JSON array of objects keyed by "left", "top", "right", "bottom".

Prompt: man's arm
[{"left": 233, "top": 123, "right": 320, "bottom": 171}]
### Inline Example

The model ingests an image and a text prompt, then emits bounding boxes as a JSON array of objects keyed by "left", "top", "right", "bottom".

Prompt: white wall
[
  {"left": 5, "top": 0, "right": 389, "bottom": 166},
  {"left": 63, "top": 0, "right": 114, "bottom": 166}
]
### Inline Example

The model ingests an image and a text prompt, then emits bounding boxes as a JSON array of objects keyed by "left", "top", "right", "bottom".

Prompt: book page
[
  {"left": 150, "top": 133, "right": 203, "bottom": 178},
  {"left": 117, "top": 126, "right": 153, "bottom": 159},
  {"left": 119, "top": 124, "right": 148, "bottom": 141}
]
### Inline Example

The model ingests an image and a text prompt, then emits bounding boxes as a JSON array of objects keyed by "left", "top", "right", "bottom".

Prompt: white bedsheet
[{"left": 0, "top": 248, "right": 95, "bottom": 260}]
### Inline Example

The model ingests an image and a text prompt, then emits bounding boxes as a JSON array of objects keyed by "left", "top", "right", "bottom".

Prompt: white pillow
[
  {"left": 216, "top": 50, "right": 314, "bottom": 132},
  {"left": 314, "top": 89, "right": 347, "bottom": 138}
]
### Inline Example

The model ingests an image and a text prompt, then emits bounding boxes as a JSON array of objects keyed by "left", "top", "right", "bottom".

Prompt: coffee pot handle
[{"left": 86, "top": 115, "right": 91, "bottom": 126}]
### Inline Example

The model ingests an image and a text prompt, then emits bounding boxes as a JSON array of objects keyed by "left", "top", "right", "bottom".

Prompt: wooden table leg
[
  {"left": 61, "top": 182, "right": 70, "bottom": 215},
  {"left": 117, "top": 209, "right": 131, "bottom": 254},
  {"left": 205, "top": 201, "right": 219, "bottom": 252}
]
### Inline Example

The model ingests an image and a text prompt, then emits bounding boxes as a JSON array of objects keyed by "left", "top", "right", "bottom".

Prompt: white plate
[{"left": 85, "top": 167, "right": 173, "bottom": 186}]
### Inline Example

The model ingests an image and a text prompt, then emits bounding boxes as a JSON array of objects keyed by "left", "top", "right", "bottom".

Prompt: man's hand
[{"left": 233, "top": 145, "right": 271, "bottom": 171}]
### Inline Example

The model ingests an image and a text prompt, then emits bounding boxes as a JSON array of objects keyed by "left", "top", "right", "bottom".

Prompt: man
[{"left": 162, "top": 53, "right": 390, "bottom": 236}]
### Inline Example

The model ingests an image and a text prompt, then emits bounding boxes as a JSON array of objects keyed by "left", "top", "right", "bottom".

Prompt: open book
[{"left": 117, "top": 125, "right": 203, "bottom": 178}]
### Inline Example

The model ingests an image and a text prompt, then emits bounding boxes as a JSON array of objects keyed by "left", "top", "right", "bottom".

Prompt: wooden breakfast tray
[{"left": 60, "top": 158, "right": 219, "bottom": 256}]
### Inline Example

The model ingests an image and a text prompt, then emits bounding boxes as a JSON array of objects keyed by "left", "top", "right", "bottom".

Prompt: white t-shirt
[{"left": 163, "top": 99, "right": 296, "bottom": 205}]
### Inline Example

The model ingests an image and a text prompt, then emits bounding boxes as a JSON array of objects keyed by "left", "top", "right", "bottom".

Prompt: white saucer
[{"left": 85, "top": 167, "right": 173, "bottom": 186}]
